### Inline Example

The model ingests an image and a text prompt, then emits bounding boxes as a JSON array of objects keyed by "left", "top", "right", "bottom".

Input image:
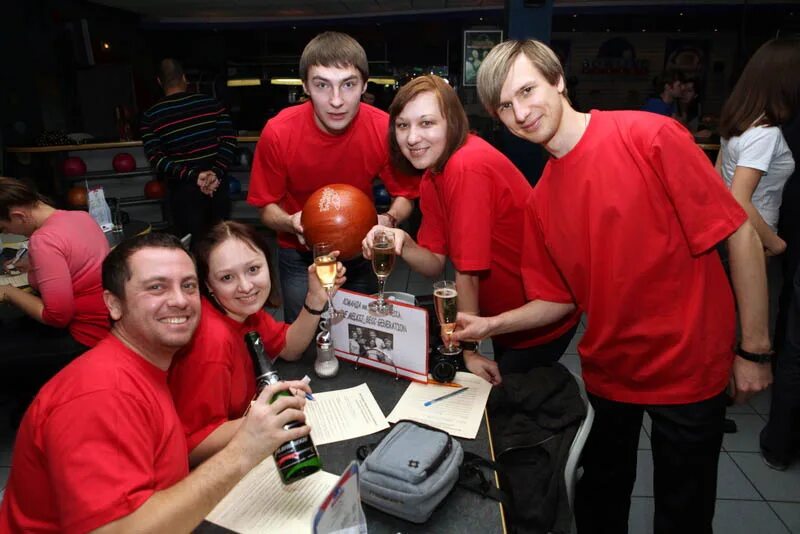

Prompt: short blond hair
[
  {"left": 477, "top": 39, "right": 567, "bottom": 117},
  {"left": 300, "top": 32, "right": 369, "bottom": 82}
]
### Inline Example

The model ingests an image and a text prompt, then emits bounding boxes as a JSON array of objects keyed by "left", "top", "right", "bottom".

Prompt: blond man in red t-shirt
[
  {"left": 247, "top": 32, "right": 419, "bottom": 323},
  {"left": 455, "top": 40, "right": 773, "bottom": 533}
]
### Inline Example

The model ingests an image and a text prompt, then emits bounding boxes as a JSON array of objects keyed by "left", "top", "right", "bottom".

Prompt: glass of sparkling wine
[
  {"left": 433, "top": 280, "right": 460, "bottom": 356},
  {"left": 368, "top": 230, "right": 396, "bottom": 316},
  {"left": 313, "top": 242, "right": 341, "bottom": 318}
]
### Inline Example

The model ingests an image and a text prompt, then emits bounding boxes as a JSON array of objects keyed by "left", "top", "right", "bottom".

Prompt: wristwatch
[
  {"left": 735, "top": 345, "right": 774, "bottom": 364},
  {"left": 460, "top": 341, "right": 479, "bottom": 352}
]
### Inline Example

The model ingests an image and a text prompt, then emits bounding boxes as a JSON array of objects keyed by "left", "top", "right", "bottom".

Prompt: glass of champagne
[
  {"left": 313, "top": 242, "right": 341, "bottom": 318},
  {"left": 368, "top": 230, "right": 396, "bottom": 316},
  {"left": 433, "top": 280, "right": 460, "bottom": 356}
]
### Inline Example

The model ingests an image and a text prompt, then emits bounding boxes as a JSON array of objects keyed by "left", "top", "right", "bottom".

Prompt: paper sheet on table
[
  {"left": 0, "top": 272, "right": 28, "bottom": 288},
  {"left": 386, "top": 372, "right": 492, "bottom": 439},
  {"left": 304, "top": 383, "right": 389, "bottom": 445},
  {"left": 206, "top": 457, "right": 338, "bottom": 534}
]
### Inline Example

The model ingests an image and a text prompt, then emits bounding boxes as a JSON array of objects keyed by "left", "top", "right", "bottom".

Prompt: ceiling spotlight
[{"left": 102, "top": 41, "right": 110, "bottom": 49}]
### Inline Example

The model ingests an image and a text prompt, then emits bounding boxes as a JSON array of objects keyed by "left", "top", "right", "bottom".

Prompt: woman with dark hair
[
  {"left": 168, "top": 221, "right": 344, "bottom": 465},
  {"left": 0, "top": 177, "right": 110, "bottom": 350},
  {"left": 362, "top": 75, "right": 579, "bottom": 385}
]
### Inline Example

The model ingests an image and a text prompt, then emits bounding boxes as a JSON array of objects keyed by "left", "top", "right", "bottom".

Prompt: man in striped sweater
[{"left": 141, "top": 58, "right": 238, "bottom": 239}]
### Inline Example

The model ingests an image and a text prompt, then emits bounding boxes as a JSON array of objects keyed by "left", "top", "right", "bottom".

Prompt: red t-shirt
[
  {"left": 246, "top": 101, "right": 420, "bottom": 250},
  {"left": 417, "top": 135, "right": 579, "bottom": 349},
  {"left": 0, "top": 335, "right": 188, "bottom": 533},
  {"left": 27, "top": 210, "right": 110, "bottom": 346},
  {"left": 521, "top": 111, "right": 747, "bottom": 404},
  {"left": 168, "top": 298, "right": 290, "bottom": 452}
]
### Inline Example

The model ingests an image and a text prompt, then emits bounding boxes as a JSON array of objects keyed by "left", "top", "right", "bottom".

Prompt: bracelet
[
  {"left": 735, "top": 345, "right": 774, "bottom": 364},
  {"left": 303, "top": 302, "right": 325, "bottom": 316},
  {"left": 381, "top": 212, "right": 397, "bottom": 228}
]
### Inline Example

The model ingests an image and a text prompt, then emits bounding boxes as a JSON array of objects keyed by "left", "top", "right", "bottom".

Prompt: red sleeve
[
  {"left": 649, "top": 120, "right": 748, "bottom": 256},
  {"left": 521, "top": 200, "right": 575, "bottom": 303},
  {"left": 169, "top": 343, "right": 236, "bottom": 452},
  {"left": 43, "top": 391, "right": 161, "bottom": 533},
  {"left": 439, "top": 167, "right": 493, "bottom": 272},
  {"left": 246, "top": 122, "right": 288, "bottom": 208},
  {"left": 416, "top": 180, "right": 447, "bottom": 256},
  {"left": 378, "top": 160, "right": 421, "bottom": 200},
  {"left": 29, "top": 232, "right": 75, "bottom": 328},
  {"left": 252, "top": 310, "right": 289, "bottom": 360}
]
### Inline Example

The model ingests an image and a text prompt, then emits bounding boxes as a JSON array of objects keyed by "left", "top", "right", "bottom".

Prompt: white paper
[
  {"left": 0, "top": 271, "right": 28, "bottom": 288},
  {"left": 304, "top": 383, "right": 389, "bottom": 445},
  {"left": 386, "top": 372, "right": 492, "bottom": 439},
  {"left": 206, "top": 457, "right": 339, "bottom": 534},
  {"left": 312, "top": 461, "right": 368, "bottom": 534},
  {"left": 330, "top": 289, "right": 429, "bottom": 382}
]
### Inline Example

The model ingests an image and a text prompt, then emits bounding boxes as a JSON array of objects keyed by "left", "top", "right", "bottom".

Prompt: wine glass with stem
[
  {"left": 368, "top": 229, "right": 396, "bottom": 316},
  {"left": 313, "top": 242, "right": 342, "bottom": 319},
  {"left": 433, "top": 280, "right": 460, "bottom": 356}
]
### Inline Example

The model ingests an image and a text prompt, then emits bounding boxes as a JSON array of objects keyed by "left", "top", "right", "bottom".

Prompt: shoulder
[
  {"left": 741, "top": 125, "right": 782, "bottom": 144},
  {"left": 268, "top": 103, "right": 310, "bottom": 129},
  {"left": 183, "top": 300, "right": 238, "bottom": 361}
]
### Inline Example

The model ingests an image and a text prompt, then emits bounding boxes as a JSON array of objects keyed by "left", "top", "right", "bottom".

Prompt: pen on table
[
  {"left": 301, "top": 374, "right": 315, "bottom": 401},
  {"left": 423, "top": 387, "right": 469, "bottom": 407}
]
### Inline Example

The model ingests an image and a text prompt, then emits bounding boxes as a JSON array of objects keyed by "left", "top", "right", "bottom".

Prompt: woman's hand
[
  {"left": 463, "top": 350, "right": 502, "bottom": 386},
  {"left": 362, "top": 225, "right": 406, "bottom": 259},
  {"left": 306, "top": 253, "right": 346, "bottom": 310},
  {"left": 3, "top": 256, "right": 30, "bottom": 273},
  {"left": 765, "top": 236, "right": 787, "bottom": 257}
]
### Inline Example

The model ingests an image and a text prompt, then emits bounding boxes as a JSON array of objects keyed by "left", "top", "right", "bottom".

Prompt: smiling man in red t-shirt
[
  {"left": 247, "top": 32, "right": 419, "bottom": 324},
  {"left": 0, "top": 233, "right": 311, "bottom": 533},
  {"left": 455, "top": 40, "right": 774, "bottom": 533}
]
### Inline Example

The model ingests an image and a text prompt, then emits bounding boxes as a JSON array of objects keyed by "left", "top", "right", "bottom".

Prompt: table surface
[
  {"left": 106, "top": 219, "right": 151, "bottom": 248},
  {"left": 198, "top": 358, "right": 506, "bottom": 534}
]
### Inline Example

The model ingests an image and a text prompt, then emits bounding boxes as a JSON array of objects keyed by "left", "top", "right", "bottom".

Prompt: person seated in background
[
  {"left": 676, "top": 78, "right": 713, "bottom": 139},
  {"left": 641, "top": 69, "right": 685, "bottom": 117},
  {"left": 0, "top": 176, "right": 110, "bottom": 352},
  {"left": 168, "top": 221, "right": 345, "bottom": 466},
  {"left": 0, "top": 232, "right": 312, "bottom": 532},
  {"left": 362, "top": 75, "right": 579, "bottom": 386}
]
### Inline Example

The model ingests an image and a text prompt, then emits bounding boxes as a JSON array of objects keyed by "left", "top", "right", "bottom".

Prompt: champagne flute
[
  {"left": 313, "top": 242, "right": 342, "bottom": 318},
  {"left": 368, "top": 230, "right": 396, "bottom": 316},
  {"left": 433, "top": 280, "right": 460, "bottom": 356}
]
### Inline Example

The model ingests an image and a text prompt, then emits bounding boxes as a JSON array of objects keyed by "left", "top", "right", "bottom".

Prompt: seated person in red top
[
  {"left": 362, "top": 75, "right": 580, "bottom": 385},
  {"left": 0, "top": 177, "right": 110, "bottom": 352},
  {"left": 169, "top": 221, "right": 345, "bottom": 466},
  {"left": 0, "top": 232, "right": 312, "bottom": 533},
  {"left": 454, "top": 40, "right": 773, "bottom": 533},
  {"left": 247, "top": 31, "right": 420, "bottom": 324}
]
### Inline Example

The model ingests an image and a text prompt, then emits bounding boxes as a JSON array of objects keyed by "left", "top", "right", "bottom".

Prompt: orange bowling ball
[
  {"left": 301, "top": 184, "right": 377, "bottom": 260},
  {"left": 66, "top": 185, "right": 88, "bottom": 207}
]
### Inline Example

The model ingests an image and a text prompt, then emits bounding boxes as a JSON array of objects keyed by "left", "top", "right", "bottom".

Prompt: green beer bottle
[{"left": 244, "top": 331, "right": 322, "bottom": 484}]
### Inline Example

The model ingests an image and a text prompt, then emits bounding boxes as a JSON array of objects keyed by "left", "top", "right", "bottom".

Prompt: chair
[{"left": 564, "top": 371, "right": 594, "bottom": 530}]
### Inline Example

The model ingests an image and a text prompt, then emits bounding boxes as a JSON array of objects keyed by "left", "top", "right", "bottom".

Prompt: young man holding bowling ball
[{"left": 247, "top": 32, "right": 419, "bottom": 323}]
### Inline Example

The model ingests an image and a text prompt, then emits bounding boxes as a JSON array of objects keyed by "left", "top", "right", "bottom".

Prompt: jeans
[
  {"left": 575, "top": 391, "right": 727, "bottom": 534},
  {"left": 278, "top": 247, "right": 378, "bottom": 324},
  {"left": 493, "top": 322, "right": 578, "bottom": 375}
]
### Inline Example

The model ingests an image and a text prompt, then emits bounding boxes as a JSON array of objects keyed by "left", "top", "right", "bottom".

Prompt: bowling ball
[
  {"left": 228, "top": 176, "right": 242, "bottom": 196},
  {"left": 144, "top": 179, "right": 166, "bottom": 199},
  {"left": 373, "top": 182, "right": 391, "bottom": 206},
  {"left": 237, "top": 148, "right": 253, "bottom": 168},
  {"left": 62, "top": 157, "right": 87, "bottom": 177},
  {"left": 112, "top": 153, "right": 136, "bottom": 173},
  {"left": 66, "top": 186, "right": 88, "bottom": 207},
  {"left": 301, "top": 184, "right": 377, "bottom": 261}
]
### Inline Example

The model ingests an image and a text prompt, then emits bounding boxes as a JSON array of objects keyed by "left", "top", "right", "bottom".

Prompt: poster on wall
[{"left": 463, "top": 30, "right": 503, "bottom": 86}]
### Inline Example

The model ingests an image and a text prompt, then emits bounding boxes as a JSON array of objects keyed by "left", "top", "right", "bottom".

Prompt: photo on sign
[
  {"left": 463, "top": 30, "right": 503, "bottom": 86},
  {"left": 348, "top": 325, "right": 395, "bottom": 367}
]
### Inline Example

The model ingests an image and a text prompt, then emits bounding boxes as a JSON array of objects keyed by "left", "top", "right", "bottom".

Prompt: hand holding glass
[
  {"left": 433, "top": 280, "right": 460, "bottom": 356},
  {"left": 313, "top": 242, "right": 342, "bottom": 318},
  {"left": 368, "top": 230, "right": 396, "bottom": 315}
]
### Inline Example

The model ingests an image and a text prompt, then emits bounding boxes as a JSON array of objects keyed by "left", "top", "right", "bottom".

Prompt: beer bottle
[{"left": 244, "top": 331, "right": 322, "bottom": 484}]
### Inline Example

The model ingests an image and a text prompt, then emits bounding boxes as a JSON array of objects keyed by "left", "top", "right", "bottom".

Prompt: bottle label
[{"left": 274, "top": 421, "right": 319, "bottom": 472}]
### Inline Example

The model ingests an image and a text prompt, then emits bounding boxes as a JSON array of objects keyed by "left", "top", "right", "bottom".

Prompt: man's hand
[
  {"left": 451, "top": 312, "right": 496, "bottom": 343},
  {"left": 230, "top": 381, "right": 311, "bottom": 471},
  {"left": 362, "top": 225, "right": 406, "bottom": 258},
  {"left": 730, "top": 356, "right": 772, "bottom": 404},
  {"left": 463, "top": 350, "right": 502, "bottom": 386},
  {"left": 289, "top": 211, "right": 306, "bottom": 246},
  {"left": 197, "top": 171, "right": 220, "bottom": 196}
]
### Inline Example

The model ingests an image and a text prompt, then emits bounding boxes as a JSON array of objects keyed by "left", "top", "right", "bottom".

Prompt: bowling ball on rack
[
  {"left": 144, "top": 179, "right": 166, "bottom": 199},
  {"left": 301, "top": 184, "right": 377, "bottom": 261},
  {"left": 66, "top": 185, "right": 88, "bottom": 207},
  {"left": 112, "top": 153, "right": 136, "bottom": 173},
  {"left": 228, "top": 176, "right": 242, "bottom": 196},
  {"left": 237, "top": 147, "right": 253, "bottom": 169},
  {"left": 61, "top": 157, "right": 87, "bottom": 177}
]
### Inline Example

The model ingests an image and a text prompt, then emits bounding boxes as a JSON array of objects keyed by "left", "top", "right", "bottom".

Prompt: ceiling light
[
  {"left": 270, "top": 78, "right": 303, "bottom": 86},
  {"left": 228, "top": 78, "right": 262, "bottom": 87}
]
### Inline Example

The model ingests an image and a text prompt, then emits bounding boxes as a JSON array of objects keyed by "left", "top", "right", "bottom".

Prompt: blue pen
[
  {"left": 423, "top": 387, "right": 469, "bottom": 407},
  {"left": 301, "top": 375, "right": 315, "bottom": 401}
]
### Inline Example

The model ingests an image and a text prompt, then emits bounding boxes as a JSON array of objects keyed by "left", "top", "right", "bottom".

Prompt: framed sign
[
  {"left": 464, "top": 30, "right": 503, "bottom": 86},
  {"left": 330, "top": 289, "right": 429, "bottom": 383}
]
